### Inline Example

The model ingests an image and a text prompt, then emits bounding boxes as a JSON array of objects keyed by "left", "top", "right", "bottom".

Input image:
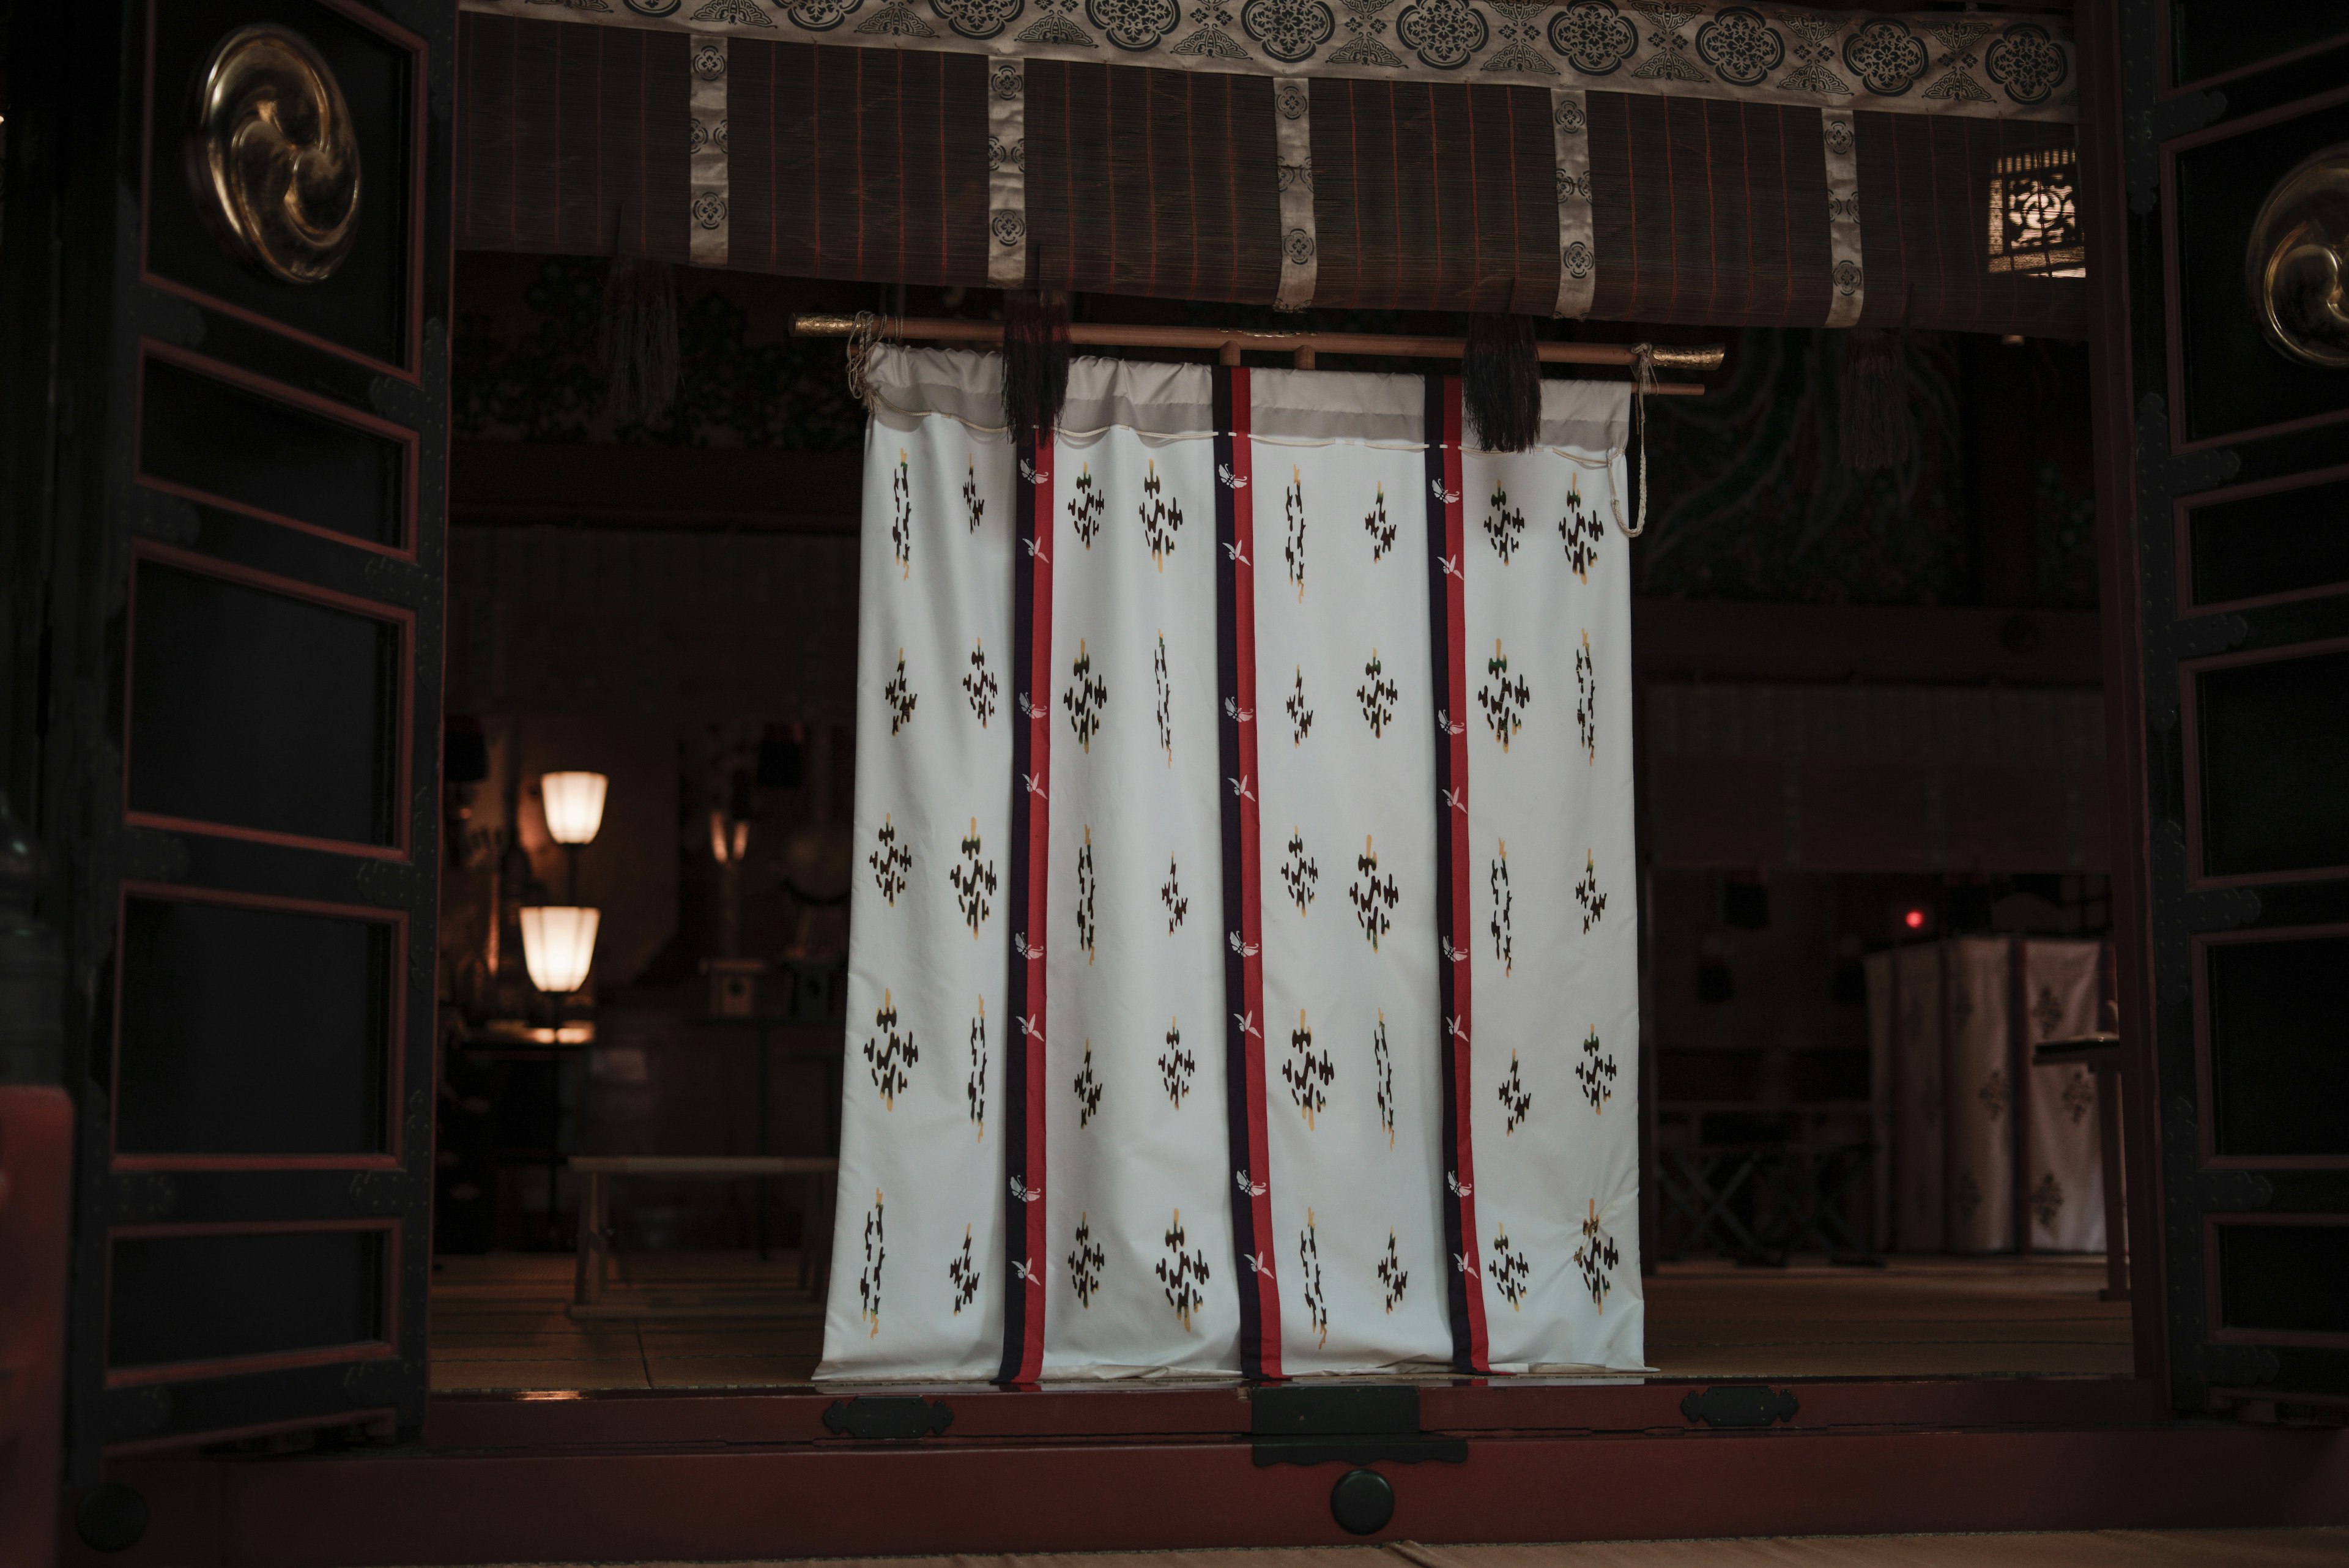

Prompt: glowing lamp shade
[
  {"left": 519, "top": 905, "right": 600, "bottom": 993},
  {"left": 540, "top": 772, "right": 609, "bottom": 846}
]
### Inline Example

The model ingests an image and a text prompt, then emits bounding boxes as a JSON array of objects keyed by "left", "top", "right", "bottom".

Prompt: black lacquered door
[
  {"left": 2102, "top": 1, "right": 2349, "bottom": 1410},
  {"left": 0, "top": 0, "right": 451, "bottom": 1466}
]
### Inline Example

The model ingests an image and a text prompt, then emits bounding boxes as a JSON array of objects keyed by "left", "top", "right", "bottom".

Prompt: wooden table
[
  {"left": 570, "top": 1155, "right": 838, "bottom": 1316},
  {"left": 2035, "top": 1032, "right": 2128, "bottom": 1302}
]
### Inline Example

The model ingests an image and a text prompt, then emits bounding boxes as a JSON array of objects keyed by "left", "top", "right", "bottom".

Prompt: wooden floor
[
  {"left": 1643, "top": 1253, "right": 2134, "bottom": 1379},
  {"left": 429, "top": 1250, "right": 2131, "bottom": 1391},
  {"left": 484, "top": 1534, "right": 2349, "bottom": 1568}
]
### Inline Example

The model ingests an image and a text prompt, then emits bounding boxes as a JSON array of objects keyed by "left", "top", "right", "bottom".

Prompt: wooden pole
[{"left": 792, "top": 313, "right": 1720, "bottom": 392}]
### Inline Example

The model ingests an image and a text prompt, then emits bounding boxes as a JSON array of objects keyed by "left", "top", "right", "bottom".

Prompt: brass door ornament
[
  {"left": 186, "top": 24, "right": 360, "bottom": 284},
  {"left": 2247, "top": 144, "right": 2349, "bottom": 370}
]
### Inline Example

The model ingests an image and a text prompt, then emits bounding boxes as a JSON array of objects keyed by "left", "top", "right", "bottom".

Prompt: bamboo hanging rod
[{"left": 790, "top": 314, "right": 1718, "bottom": 393}]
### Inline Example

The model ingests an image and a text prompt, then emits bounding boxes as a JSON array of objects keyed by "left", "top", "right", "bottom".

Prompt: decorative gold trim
[
  {"left": 455, "top": 0, "right": 2081, "bottom": 127},
  {"left": 186, "top": 24, "right": 362, "bottom": 284},
  {"left": 2247, "top": 144, "right": 2349, "bottom": 371}
]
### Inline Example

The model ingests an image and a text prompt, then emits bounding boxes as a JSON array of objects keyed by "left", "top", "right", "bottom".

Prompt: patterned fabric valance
[
  {"left": 455, "top": 10, "right": 2087, "bottom": 336},
  {"left": 457, "top": 1, "right": 2078, "bottom": 124}
]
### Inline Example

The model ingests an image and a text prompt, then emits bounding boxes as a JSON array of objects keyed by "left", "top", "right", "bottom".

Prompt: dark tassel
[
  {"left": 1002, "top": 288, "right": 1071, "bottom": 442},
  {"left": 1462, "top": 313, "right": 1543, "bottom": 453},
  {"left": 601, "top": 256, "right": 680, "bottom": 426},
  {"left": 1838, "top": 329, "right": 1912, "bottom": 471}
]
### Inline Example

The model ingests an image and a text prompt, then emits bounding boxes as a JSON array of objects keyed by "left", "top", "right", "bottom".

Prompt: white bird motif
[
  {"left": 1441, "top": 786, "right": 1467, "bottom": 815},
  {"left": 1446, "top": 1170, "right": 1472, "bottom": 1197},
  {"left": 1436, "top": 709, "right": 1466, "bottom": 736},
  {"left": 1228, "top": 774, "right": 1256, "bottom": 803},
  {"left": 1023, "top": 535, "right": 1050, "bottom": 563},
  {"left": 1233, "top": 1009, "right": 1261, "bottom": 1039},
  {"left": 1012, "top": 1258, "right": 1039, "bottom": 1282},
  {"left": 1431, "top": 480, "right": 1460, "bottom": 505},
  {"left": 1223, "top": 697, "right": 1253, "bottom": 723},
  {"left": 1022, "top": 771, "right": 1048, "bottom": 799},
  {"left": 1219, "top": 463, "right": 1250, "bottom": 491},
  {"left": 1014, "top": 934, "right": 1044, "bottom": 961},
  {"left": 1441, "top": 937, "right": 1467, "bottom": 964},
  {"left": 1222, "top": 539, "right": 1252, "bottom": 567},
  {"left": 1010, "top": 1176, "right": 1044, "bottom": 1203},
  {"left": 1018, "top": 691, "right": 1043, "bottom": 718},
  {"left": 1243, "top": 1251, "right": 1271, "bottom": 1276},
  {"left": 1439, "top": 554, "right": 1463, "bottom": 581},
  {"left": 1234, "top": 1169, "right": 1269, "bottom": 1199},
  {"left": 1445, "top": 1014, "right": 1469, "bottom": 1044},
  {"left": 1453, "top": 1253, "right": 1480, "bottom": 1277},
  {"left": 1228, "top": 931, "right": 1260, "bottom": 959},
  {"left": 1017, "top": 1012, "right": 1045, "bottom": 1042},
  {"left": 1020, "top": 458, "right": 1050, "bottom": 485}
]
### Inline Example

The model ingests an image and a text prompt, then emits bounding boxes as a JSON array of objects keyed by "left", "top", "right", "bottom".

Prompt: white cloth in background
[
  {"left": 1864, "top": 949, "right": 1895, "bottom": 1253},
  {"left": 1888, "top": 943, "right": 1945, "bottom": 1254},
  {"left": 1942, "top": 936, "right": 2016, "bottom": 1255},
  {"left": 821, "top": 349, "right": 1641, "bottom": 1378},
  {"left": 1872, "top": 935, "right": 2110, "bottom": 1258},
  {"left": 2022, "top": 938, "right": 2107, "bottom": 1253}
]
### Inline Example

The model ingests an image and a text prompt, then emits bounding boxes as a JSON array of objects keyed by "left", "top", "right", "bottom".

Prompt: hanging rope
[
  {"left": 1620, "top": 342, "right": 1656, "bottom": 538},
  {"left": 843, "top": 309, "right": 886, "bottom": 410}
]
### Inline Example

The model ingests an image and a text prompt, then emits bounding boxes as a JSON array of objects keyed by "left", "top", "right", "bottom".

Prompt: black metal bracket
[
  {"left": 822, "top": 1395, "right": 952, "bottom": 1440},
  {"left": 1680, "top": 1385, "right": 1799, "bottom": 1429},
  {"left": 1249, "top": 1384, "right": 1467, "bottom": 1468}
]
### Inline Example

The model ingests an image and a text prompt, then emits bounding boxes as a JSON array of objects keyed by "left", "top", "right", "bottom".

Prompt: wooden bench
[{"left": 570, "top": 1155, "right": 837, "bottom": 1315}]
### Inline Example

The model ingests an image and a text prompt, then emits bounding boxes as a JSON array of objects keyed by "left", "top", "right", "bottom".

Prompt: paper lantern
[
  {"left": 518, "top": 905, "right": 599, "bottom": 994},
  {"left": 540, "top": 771, "right": 608, "bottom": 846}
]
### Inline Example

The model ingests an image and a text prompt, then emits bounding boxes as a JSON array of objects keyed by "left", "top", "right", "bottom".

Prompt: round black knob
[
  {"left": 1329, "top": 1467, "right": 1395, "bottom": 1536},
  {"left": 76, "top": 1482, "right": 150, "bottom": 1552}
]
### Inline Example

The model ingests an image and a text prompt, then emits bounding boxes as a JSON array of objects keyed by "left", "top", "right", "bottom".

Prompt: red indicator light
[{"left": 1904, "top": 908, "right": 1926, "bottom": 930}]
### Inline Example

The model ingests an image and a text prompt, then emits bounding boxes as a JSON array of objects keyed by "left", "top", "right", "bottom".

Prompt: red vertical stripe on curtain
[
  {"left": 1425, "top": 375, "right": 1490, "bottom": 1377},
  {"left": 1000, "top": 427, "right": 1055, "bottom": 1387},
  {"left": 1214, "top": 367, "right": 1283, "bottom": 1381}
]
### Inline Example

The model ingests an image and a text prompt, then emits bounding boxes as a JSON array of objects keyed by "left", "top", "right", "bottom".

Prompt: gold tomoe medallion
[
  {"left": 2246, "top": 144, "right": 2349, "bottom": 371},
  {"left": 187, "top": 25, "right": 361, "bottom": 284}
]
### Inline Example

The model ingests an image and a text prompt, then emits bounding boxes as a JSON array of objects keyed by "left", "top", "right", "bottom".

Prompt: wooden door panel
[
  {"left": 2165, "top": 95, "right": 2349, "bottom": 449},
  {"left": 136, "top": 344, "right": 417, "bottom": 554},
  {"left": 124, "top": 550, "right": 410, "bottom": 855},
  {"left": 140, "top": 0, "right": 426, "bottom": 376},
  {"left": 2161, "top": 7, "right": 2349, "bottom": 94},
  {"left": 2110, "top": 0, "right": 2349, "bottom": 1412},
  {"left": 112, "top": 887, "right": 401, "bottom": 1163},
  {"left": 2194, "top": 928, "right": 2349, "bottom": 1167},
  {"left": 2178, "top": 466, "right": 2349, "bottom": 612},
  {"left": 0, "top": 0, "right": 455, "bottom": 1470},
  {"left": 2181, "top": 641, "right": 2349, "bottom": 885}
]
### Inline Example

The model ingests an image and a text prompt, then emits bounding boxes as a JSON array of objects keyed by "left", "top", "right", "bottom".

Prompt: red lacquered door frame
[{"left": 0, "top": 1085, "right": 73, "bottom": 1568}]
